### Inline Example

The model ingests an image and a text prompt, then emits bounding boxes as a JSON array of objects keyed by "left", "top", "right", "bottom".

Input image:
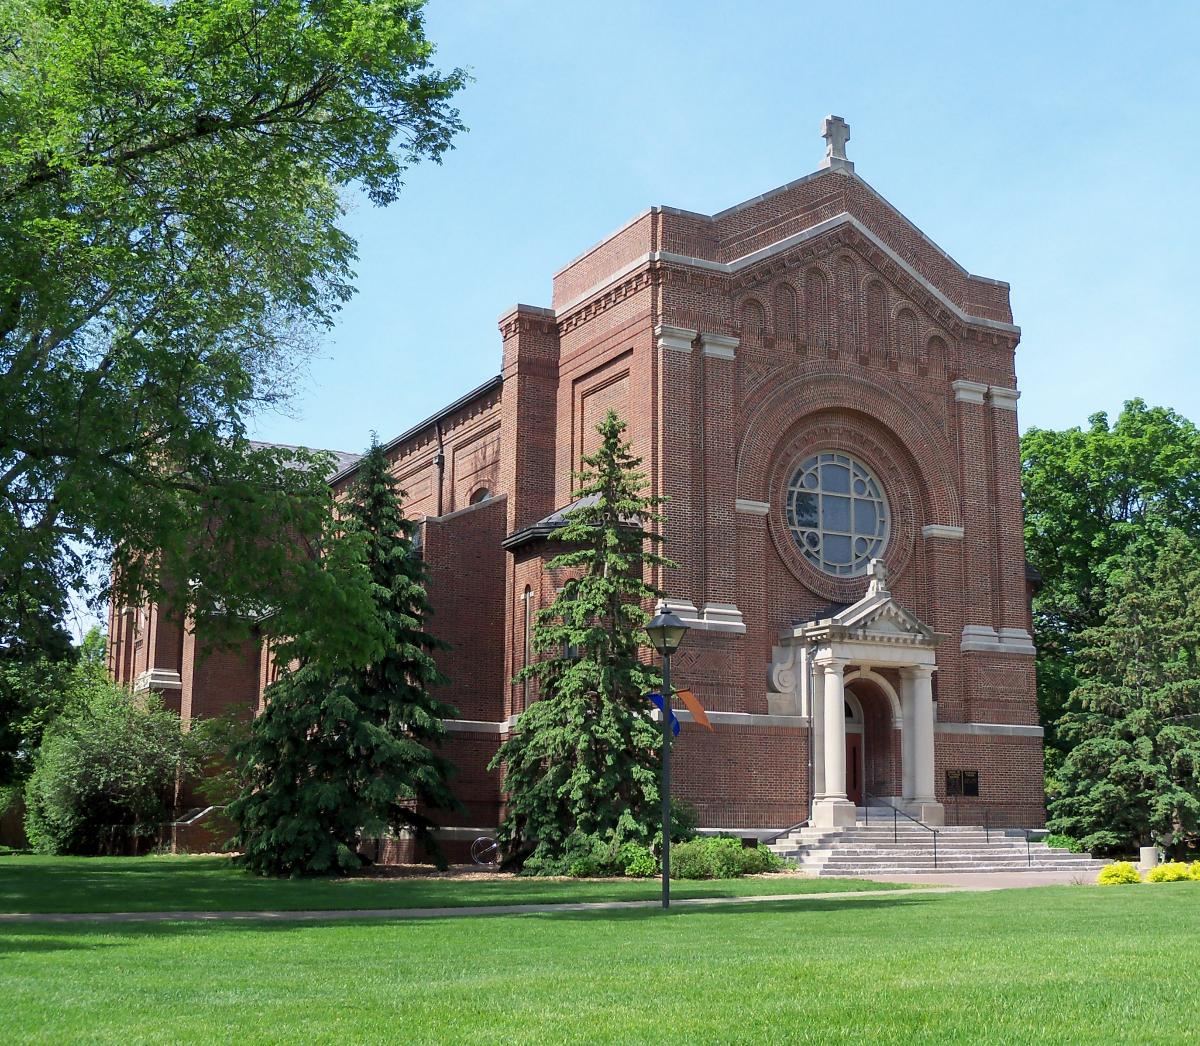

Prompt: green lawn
[
  {"left": 2, "top": 885, "right": 1198, "bottom": 1043},
  {"left": 0, "top": 854, "right": 896, "bottom": 914}
]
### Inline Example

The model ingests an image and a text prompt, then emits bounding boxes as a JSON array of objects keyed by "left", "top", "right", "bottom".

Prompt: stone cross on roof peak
[{"left": 820, "top": 115, "right": 854, "bottom": 172}]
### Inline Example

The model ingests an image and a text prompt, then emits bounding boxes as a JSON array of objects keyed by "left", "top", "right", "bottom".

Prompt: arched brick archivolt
[
  {"left": 761, "top": 409, "right": 925, "bottom": 601},
  {"left": 737, "top": 369, "right": 960, "bottom": 527}
]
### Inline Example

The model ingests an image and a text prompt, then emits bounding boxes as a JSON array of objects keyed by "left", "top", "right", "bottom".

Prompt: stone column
[
  {"left": 812, "top": 658, "right": 856, "bottom": 827},
  {"left": 899, "top": 673, "right": 915, "bottom": 801},
  {"left": 901, "top": 665, "right": 944, "bottom": 825},
  {"left": 810, "top": 656, "right": 826, "bottom": 803}
]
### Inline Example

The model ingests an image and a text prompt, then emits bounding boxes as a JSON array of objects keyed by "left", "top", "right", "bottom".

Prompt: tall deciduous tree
[
  {"left": 229, "top": 440, "right": 458, "bottom": 876},
  {"left": 490, "top": 411, "right": 673, "bottom": 875},
  {"left": 1022, "top": 400, "right": 1200, "bottom": 763},
  {"left": 0, "top": 0, "right": 465, "bottom": 668},
  {"left": 1047, "top": 530, "right": 1200, "bottom": 854}
]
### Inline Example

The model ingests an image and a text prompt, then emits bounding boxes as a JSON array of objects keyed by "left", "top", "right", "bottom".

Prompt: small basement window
[{"left": 946, "top": 770, "right": 980, "bottom": 797}]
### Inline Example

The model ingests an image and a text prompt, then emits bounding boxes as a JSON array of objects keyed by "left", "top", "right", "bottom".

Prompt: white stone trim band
[
  {"left": 655, "top": 598, "right": 747, "bottom": 634},
  {"left": 557, "top": 213, "right": 1021, "bottom": 335},
  {"left": 921, "top": 524, "right": 964, "bottom": 540},
  {"left": 951, "top": 379, "right": 988, "bottom": 404},
  {"left": 654, "top": 324, "right": 696, "bottom": 353},
  {"left": 442, "top": 714, "right": 1040, "bottom": 738},
  {"left": 935, "top": 721, "right": 1044, "bottom": 738},
  {"left": 700, "top": 332, "right": 739, "bottom": 359},
  {"left": 988, "top": 386, "right": 1020, "bottom": 411},
  {"left": 960, "top": 625, "right": 1037, "bottom": 655},
  {"left": 735, "top": 499, "right": 771, "bottom": 515},
  {"left": 133, "top": 668, "right": 183, "bottom": 692}
]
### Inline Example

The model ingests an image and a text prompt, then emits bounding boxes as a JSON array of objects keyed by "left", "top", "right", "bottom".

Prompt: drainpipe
[{"left": 434, "top": 420, "right": 446, "bottom": 517}]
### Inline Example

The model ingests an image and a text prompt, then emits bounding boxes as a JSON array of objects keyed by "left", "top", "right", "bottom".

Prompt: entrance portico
[{"left": 774, "top": 560, "right": 944, "bottom": 828}]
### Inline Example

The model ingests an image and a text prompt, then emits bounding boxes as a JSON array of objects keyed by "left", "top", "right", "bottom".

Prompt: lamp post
[{"left": 646, "top": 610, "right": 689, "bottom": 910}]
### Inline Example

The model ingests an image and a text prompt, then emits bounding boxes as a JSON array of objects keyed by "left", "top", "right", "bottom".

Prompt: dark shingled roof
[{"left": 248, "top": 440, "right": 362, "bottom": 477}]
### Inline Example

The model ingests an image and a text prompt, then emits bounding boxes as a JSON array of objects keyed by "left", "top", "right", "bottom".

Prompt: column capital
[
  {"left": 899, "top": 664, "right": 936, "bottom": 680},
  {"left": 987, "top": 386, "right": 1020, "bottom": 411},
  {"left": 813, "top": 655, "right": 848, "bottom": 670},
  {"left": 654, "top": 324, "right": 697, "bottom": 354},
  {"left": 951, "top": 379, "right": 988, "bottom": 404},
  {"left": 699, "top": 331, "right": 739, "bottom": 360}
]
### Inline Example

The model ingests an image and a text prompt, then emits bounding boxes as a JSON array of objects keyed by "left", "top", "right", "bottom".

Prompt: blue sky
[{"left": 249, "top": 0, "right": 1200, "bottom": 455}]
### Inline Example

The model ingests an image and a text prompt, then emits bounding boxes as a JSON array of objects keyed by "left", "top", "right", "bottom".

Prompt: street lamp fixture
[{"left": 646, "top": 609, "right": 689, "bottom": 909}]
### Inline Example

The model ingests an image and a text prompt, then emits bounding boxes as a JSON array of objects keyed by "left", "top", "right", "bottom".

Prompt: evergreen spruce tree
[
  {"left": 229, "top": 440, "right": 459, "bottom": 875},
  {"left": 489, "top": 411, "right": 674, "bottom": 874},
  {"left": 1048, "top": 529, "right": 1200, "bottom": 854}
]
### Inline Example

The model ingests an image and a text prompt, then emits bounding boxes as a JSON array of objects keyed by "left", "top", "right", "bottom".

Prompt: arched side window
[
  {"left": 740, "top": 297, "right": 766, "bottom": 337},
  {"left": 773, "top": 283, "right": 797, "bottom": 343},
  {"left": 895, "top": 308, "right": 918, "bottom": 370},
  {"left": 866, "top": 281, "right": 888, "bottom": 361},
  {"left": 469, "top": 487, "right": 491, "bottom": 505},
  {"left": 835, "top": 257, "right": 859, "bottom": 357},
  {"left": 521, "top": 585, "right": 533, "bottom": 706},
  {"left": 804, "top": 269, "right": 829, "bottom": 348},
  {"left": 925, "top": 334, "right": 947, "bottom": 373}
]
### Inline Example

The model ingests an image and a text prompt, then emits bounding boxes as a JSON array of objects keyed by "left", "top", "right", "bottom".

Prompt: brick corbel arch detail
[
  {"left": 736, "top": 372, "right": 961, "bottom": 600},
  {"left": 737, "top": 370, "right": 960, "bottom": 523},
  {"left": 763, "top": 412, "right": 923, "bottom": 601}
]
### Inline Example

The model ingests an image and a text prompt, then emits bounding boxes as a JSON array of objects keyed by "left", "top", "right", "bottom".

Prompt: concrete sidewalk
[
  {"left": 0, "top": 886, "right": 968, "bottom": 925},
  {"left": 859, "top": 870, "right": 1097, "bottom": 888},
  {"left": 0, "top": 871, "right": 1097, "bottom": 925}
]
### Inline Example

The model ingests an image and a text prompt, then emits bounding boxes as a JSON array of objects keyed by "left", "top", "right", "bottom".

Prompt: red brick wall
[{"left": 111, "top": 159, "right": 1045, "bottom": 849}]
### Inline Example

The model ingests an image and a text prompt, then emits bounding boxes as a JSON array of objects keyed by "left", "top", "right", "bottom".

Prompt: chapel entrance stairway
[{"left": 768, "top": 814, "right": 1108, "bottom": 877}]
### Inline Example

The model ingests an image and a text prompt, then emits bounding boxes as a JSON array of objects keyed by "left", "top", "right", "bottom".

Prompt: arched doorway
[
  {"left": 844, "top": 673, "right": 900, "bottom": 806},
  {"left": 844, "top": 692, "right": 864, "bottom": 806}
]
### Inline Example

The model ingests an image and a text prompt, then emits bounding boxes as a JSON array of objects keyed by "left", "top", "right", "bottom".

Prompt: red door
[{"left": 846, "top": 733, "right": 863, "bottom": 806}]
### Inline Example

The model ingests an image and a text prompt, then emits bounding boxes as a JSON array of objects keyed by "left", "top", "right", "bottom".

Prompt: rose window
[{"left": 785, "top": 452, "right": 889, "bottom": 577}]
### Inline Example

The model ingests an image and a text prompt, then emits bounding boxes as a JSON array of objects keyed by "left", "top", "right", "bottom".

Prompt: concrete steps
[{"left": 768, "top": 817, "right": 1107, "bottom": 877}]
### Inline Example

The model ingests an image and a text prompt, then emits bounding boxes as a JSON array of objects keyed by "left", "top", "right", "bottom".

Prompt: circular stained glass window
[{"left": 786, "top": 452, "right": 889, "bottom": 577}]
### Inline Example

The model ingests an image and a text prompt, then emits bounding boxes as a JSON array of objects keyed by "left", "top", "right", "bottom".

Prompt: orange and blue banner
[{"left": 645, "top": 689, "right": 714, "bottom": 733}]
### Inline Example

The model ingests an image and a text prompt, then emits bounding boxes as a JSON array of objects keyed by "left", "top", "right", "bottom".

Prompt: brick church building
[{"left": 109, "top": 117, "right": 1045, "bottom": 848}]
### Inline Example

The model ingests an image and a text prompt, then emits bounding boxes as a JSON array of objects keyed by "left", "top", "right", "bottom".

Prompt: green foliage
[
  {"left": 1022, "top": 401, "right": 1200, "bottom": 757},
  {"left": 490, "top": 411, "right": 675, "bottom": 871},
  {"left": 0, "top": 0, "right": 465, "bottom": 675},
  {"left": 23, "top": 675, "right": 198, "bottom": 854},
  {"left": 229, "top": 441, "right": 459, "bottom": 877},
  {"left": 1145, "top": 862, "right": 1192, "bottom": 883},
  {"left": 1044, "top": 833, "right": 1085, "bottom": 853},
  {"left": 1096, "top": 862, "right": 1142, "bottom": 885},
  {"left": 1047, "top": 530, "right": 1200, "bottom": 854},
  {"left": 670, "top": 837, "right": 784, "bottom": 880},
  {"left": 621, "top": 843, "right": 658, "bottom": 878}
]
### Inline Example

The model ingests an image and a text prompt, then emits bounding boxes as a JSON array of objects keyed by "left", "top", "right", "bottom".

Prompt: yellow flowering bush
[
  {"left": 1097, "top": 862, "right": 1142, "bottom": 885},
  {"left": 1146, "top": 862, "right": 1193, "bottom": 883}
]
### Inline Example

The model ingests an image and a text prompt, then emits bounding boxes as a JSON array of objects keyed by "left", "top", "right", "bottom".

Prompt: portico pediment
[{"left": 783, "top": 560, "right": 937, "bottom": 654}]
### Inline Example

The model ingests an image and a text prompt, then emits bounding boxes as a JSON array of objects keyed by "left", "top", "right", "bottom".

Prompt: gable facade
[{"left": 110, "top": 119, "right": 1044, "bottom": 855}]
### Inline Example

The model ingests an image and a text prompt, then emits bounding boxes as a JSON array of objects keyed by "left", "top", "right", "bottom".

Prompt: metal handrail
[
  {"left": 863, "top": 792, "right": 940, "bottom": 868},
  {"left": 762, "top": 819, "right": 811, "bottom": 845}
]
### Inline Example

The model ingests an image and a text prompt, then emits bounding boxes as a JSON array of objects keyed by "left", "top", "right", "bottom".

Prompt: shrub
[
  {"left": 1097, "top": 862, "right": 1141, "bottom": 885},
  {"left": 621, "top": 843, "right": 658, "bottom": 878},
  {"left": 1191, "top": 861, "right": 1200, "bottom": 881},
  {"left": 1145, "top": 862, "right": 1192, "bottom": 883},
  {"left": 24, "top": 684, "right": 198, "bottom": 855},
  {"left": 738, "top": 844, "right": 785, "bottom": 875},
  {"left": 669, "top": 836, "right": 785, "bottom": 880},
  {"left": 1045, "top": 833, "right": 1085, "bottom": 853}
]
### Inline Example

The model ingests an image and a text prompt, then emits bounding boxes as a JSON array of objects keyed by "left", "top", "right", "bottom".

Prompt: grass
[
  {"left": 0, "top": 854, "right": 899, "bottom": 914},
  {"left": 2, "top": 885, "right": 1198, "bottom": 1043}
]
